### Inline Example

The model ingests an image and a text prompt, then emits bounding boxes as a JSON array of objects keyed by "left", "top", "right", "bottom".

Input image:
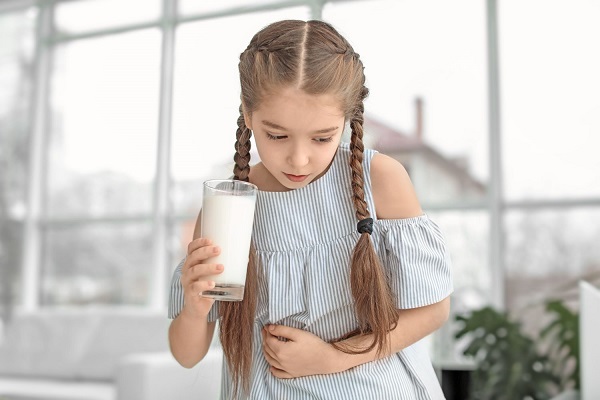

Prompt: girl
[{"left": 168, "top": 19, "right": 453, "bottom": 399}]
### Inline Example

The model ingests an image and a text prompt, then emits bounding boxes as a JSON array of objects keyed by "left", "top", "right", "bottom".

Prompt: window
[
  {"left": 500, "top": 0, "right": 600, "bottom": 201},
  {"left": 2, "top": 0, "right": 598, "bottom": 328},
  {"left": 324, "top": 0, "right": 492, "bottom": 310},
  {"left": 48, "top": 29, "right": 161, "bottom": 218},
  {"left": 0, "top": 7, "right": 36, "bottom": 316},
  {"left": 500, "top": 0, "right": 600, "bottom": 313}
]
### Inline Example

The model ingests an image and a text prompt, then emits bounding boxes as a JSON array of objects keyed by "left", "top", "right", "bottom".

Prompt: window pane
[
  {"left": 166, "top": 218, "right": 193, "bottom": 300},
  {"left": 324, "top": 0, "right": 488, "bottom": 206},
  {"left": 505, "top": 208, "right": 600, "bottom": 313},
  {"left": 55, "top": 0, "right": 160, "bottom": 34},
  {"left": 48, "top": 29, "right": 161, "bottom": 218},
  {"left": 420, "top": 211, "right": 490, "bottom": 368},
  {"left": 179, "top": 0, "right": 288, "bottom": 16},
  {"left": 171, "top": 7, "right": 310, "bottom": 215},
  {"left": 428, "top": 211, "right": 492, "bottom": 307},
  {"left": 500, "top": 0, "right": 600, "bottom": 200},
  {"left": 0, "top": 220, "right": 23, "bottom": 318},
  {"left": 0, "top": 9, "right": 36, "bottom": 316},
  {"left": 0, "top": 8, "right": 36, "bottom": 220},
  {"left": 41, "top": 222, "right": 153, "bottom": 306}
]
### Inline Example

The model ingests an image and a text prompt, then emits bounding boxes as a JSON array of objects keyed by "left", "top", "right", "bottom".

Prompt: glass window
[
  {"left": 418, "top": 211, "right": 490, "bottom": 369},
  {"left": 54, "top": 0, "right": 161, "bottom": 34},
  {"left": 324, "top": 0, "right": 488, "bottom": 206},
  {"left": 428, "top": 210, "right": 492, "bottom": 308},
  {"left": 179, "top": 0, "right": 288, "bottom": 16},
  {"left": 0, "top": 8, "right": 37, "bottom": 316},
  {"left": 0, "top": 8, "right": 36, "bottom": 220},
  {"left": 171, "top": 7, "right": 310, "bottom": 216},
  {"left": 500, "top": 0, "right": 600, "bottom": 200},
  {"left": 167, "top": 218, "right": 193, "bottom": 286},
  {"left": 41, "top": 222, "right": 153, "bottom": 306},
  {"left": 505, "top": 208, "right": 600, "bottom": 313},
  {"left": 48, "top": 29, "right": 161, "bottom": 218}
]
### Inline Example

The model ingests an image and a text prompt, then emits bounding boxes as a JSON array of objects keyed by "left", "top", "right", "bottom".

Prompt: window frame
[{"left": 5, "top": 0, "right": 600, "bottom": 314}]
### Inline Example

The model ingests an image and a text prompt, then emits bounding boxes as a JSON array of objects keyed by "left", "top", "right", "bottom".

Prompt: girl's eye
[
  {"left": 266, "top": 133, "right": 286, "bottom": 140},
  {"left": 314, "top": 137, "right": 333, "bottom": 143}
]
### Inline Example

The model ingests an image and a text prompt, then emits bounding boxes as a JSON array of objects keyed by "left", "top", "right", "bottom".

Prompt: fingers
[
  {"left": 190, "top": 279, "right": 217, "bottom": 295},
  {"left": 182, "top": 238, "right": 223, "bottom": 283},
  {"left": 261, "top": 329, "right": 288, "bottom": 375},
  {"left": 186, "top": 263, "right": 223, "bottom": 281},
  {"left": 265, "top": 324, "right": 298, "bottom": 342},
  {"left": 187, "top": 237, "right": 211, "bottom": 255},
  {"left": 261, "top": 329, "right": 280, "bottom": 363},
  {"left": 186, "top": 240, "right": 221, "bottom": 267}
]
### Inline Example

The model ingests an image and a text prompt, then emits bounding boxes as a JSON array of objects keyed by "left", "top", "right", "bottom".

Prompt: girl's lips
[{"left": 285, "top": 173, "right": 309, "bottom": 182}]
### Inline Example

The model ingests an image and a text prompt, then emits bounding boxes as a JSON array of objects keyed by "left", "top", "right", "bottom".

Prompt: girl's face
[{"left": 245, "top": 87, "right": 345, "bottom": 190}]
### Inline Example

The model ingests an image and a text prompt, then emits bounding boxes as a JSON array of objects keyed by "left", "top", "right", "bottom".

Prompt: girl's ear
[{"left": 242, "top": 104, "right": 253, "bottom": 130}]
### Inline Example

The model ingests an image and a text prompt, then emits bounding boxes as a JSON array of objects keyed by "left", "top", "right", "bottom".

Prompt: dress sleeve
[
  {"left": 167, "top": 257, "right": 220, "bottom": 322},
  {"left": 378, "top": 215, "right": 454, "bottom": 309}
]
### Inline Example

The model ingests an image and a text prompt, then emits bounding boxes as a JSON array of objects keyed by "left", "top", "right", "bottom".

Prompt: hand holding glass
[{"left": 200, "top": 179, "right": 257, "bottom": 301}]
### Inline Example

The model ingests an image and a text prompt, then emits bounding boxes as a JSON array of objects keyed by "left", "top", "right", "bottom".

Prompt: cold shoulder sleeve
[
  {"left": 167, "top": 257, "right": 220, "bottom": 322},
  {"left": 376, "top": 215, "right": 453, "bottom": 309}
]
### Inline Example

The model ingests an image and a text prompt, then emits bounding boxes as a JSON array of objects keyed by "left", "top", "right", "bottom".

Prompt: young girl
[{"left": 168, "top": 19, "right": 453, "bottom": 399}]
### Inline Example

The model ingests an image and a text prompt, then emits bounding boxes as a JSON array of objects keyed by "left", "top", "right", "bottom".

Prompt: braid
[
  {"left": 348, "top": 87, "right": 370, "bottom": 221},
  {"left": 219, "top": 103, "right": 257, "bottom": 397},
  {"left": 333, "top": 86, "right": 399, "bottom": 356},
  {"left": 233, "top": 104, "right": 252, "bottom": 182}
]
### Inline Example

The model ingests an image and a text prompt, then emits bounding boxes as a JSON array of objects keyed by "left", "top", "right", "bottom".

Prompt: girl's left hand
[{"left": 261, "top": 324, "right": 343, "bottom": 379}]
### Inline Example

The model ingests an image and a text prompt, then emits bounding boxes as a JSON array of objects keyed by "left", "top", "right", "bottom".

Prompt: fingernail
[
  {"left": 208, "top": 281, "right": 215, "bottom": 288},
  {"left": 269, "top": 325, "right": 275, "bottom": 332},
  {"left": 213, "top": 246, "right": 219, "bottom": 254},
  {"left": 216, "top": 264, "right": 223, "bottom": 271}
]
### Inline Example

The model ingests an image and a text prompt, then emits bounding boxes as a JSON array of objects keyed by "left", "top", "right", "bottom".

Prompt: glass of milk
[{"left": 200, "top": 179, "right": 257, "bottom": 301}]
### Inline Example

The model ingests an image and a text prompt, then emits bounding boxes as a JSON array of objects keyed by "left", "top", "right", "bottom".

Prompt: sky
[{"left": 46, "top": 0, "right": 600, "bottom": 201}]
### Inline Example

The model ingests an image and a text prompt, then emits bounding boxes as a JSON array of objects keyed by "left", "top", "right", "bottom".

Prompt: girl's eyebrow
[{"left": 261, "top": 120, "right": 339, "bottom": 134}]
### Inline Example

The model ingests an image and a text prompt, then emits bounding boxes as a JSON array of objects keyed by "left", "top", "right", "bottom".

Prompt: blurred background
[{"left": 0, "top": 0, "right": 599, "bottom": 399}]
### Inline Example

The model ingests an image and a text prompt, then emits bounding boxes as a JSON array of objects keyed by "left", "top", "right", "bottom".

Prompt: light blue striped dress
[{"left": 169, "top": 142, "right": 453, "bottom": 399}]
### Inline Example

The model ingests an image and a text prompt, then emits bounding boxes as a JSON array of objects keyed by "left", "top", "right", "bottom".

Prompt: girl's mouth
[{"left": 284, "top": 173, "right": 309, "bottom": 182}]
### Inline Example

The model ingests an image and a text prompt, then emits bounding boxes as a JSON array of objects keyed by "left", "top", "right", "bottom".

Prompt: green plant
[
  {"left": 540, "top": 300, "right": 579, "bottom": 390},
  {"left": 455, "top": 306, "right": 561, "bottom": 400}
]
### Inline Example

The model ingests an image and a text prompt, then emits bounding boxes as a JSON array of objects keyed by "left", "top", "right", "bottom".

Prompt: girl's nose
[{"left": 287, "top": 143, "right": 309, "bottom": 168}]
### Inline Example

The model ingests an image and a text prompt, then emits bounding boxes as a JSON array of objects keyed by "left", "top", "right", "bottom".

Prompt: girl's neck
[{"left": 248, "top": 163, "right": 290, "bottom": 192}]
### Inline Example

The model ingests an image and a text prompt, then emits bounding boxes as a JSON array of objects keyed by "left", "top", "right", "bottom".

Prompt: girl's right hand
[{"left": 180, "top": 237, "right": 223, "bottom": 319}]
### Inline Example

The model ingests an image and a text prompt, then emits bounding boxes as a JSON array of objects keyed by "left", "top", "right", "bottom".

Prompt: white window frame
[{"left": 6, "top": 0, "right": 600, "bottom": 313}]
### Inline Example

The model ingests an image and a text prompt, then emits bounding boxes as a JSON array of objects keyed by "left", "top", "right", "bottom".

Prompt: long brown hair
[{"left": 222, "top": 19, "right": 398, "bottom": 395}]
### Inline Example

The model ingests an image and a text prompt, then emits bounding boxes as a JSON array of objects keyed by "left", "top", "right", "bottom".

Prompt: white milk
[{"left": 201, "top": 194, "right": 256, "bottom": 285}]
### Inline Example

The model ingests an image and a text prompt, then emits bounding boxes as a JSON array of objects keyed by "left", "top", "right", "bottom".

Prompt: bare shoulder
[{"left": 370, "top": 152, "right": 423, "bottom": 219}]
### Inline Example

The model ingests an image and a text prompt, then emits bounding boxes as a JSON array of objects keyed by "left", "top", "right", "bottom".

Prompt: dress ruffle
[
  {"left": 170, "top": 214, "right": 453, "bottom": 326},
  {"left": 253, "top": 214, "right": 452, "bottom": 325}
]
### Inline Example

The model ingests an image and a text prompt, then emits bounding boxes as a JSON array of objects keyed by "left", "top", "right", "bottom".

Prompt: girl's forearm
[
  {"left": 168, "top": 310, "right": 216, "bottom": 368},
  {"left": 331, "top": 297, "right": 451, "bottom": 373}
]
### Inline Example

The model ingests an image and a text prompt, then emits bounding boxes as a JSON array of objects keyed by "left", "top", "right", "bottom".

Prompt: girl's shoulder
[{"left": 370, "top": 153, "right": 423, "bottom": 220}]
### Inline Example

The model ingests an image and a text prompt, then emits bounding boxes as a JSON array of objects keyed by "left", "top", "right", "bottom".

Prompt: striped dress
[{"left": 169, "top": 142, "right": 453, "bottom": 399}]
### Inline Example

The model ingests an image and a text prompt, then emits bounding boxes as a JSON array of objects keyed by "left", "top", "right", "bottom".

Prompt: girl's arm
[
  {"left": 330, "top": 296, "right": 450, "bottom": 372},
  {"left": 169, "top": 310, "right": 216, "bottom": 368},
  {"left": 168, "top": 212, "right": 223, "bottom": 368},
  {"left": 262, "top": 297, "right": 450, "bottom": 377},
  {"left": 262, "top": 152, "right": 452, "bottom": 378},
  {"left": 326, "top": 151, "right": 451, "bottom": 369}
]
